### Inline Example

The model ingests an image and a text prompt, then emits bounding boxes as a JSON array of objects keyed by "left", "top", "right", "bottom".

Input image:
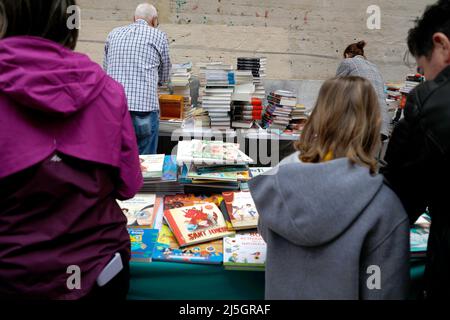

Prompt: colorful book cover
[
  {"left": 128, "top": 228, "right": 159, "bottom": 263},
  {"left": 152, "top": 224, "right": 223, "bottom": 264},
  {"left": 164, "top": 203, "right": 235, "bottom": 247},
  {"left": 140, "top": 154, "right": 165, "bottom": 178},
  {"left": 222, "top": 191, "right": 259, "bottom": 230},
  {"left": 223, "top": 231, "right": 266, "bottom": 270},
  {"left": 161, "top": 155, "right": 178, "bottom": 182},
  {"left": 117, "top": 194, "right": 157, "bottom": 228},
  {"left": 164, "top": 194, "right": 223, "bottom": 210}
]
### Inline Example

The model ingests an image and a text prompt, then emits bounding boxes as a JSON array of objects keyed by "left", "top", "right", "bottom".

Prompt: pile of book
[
  {"left": 231, "top": 97, "right": 263, "bottom": 129},
  {"left": 177, "top": 139, "right": 254, "bottom": 192},
  {"left": 183, "top": 107, "right": 211, "bottom": 128},
  {"left": 198, "top": 62, "right": 235, "bottom": 129},
  {"left": 399, "top": 74, "right": 424, "bottom": 108},
  {"left": 237, "top": 57, "right": 267, "bottom": 100},
  {"left": 159, "top": 62, "right": 193, "bottom": 119},
  {"left": 118, "top": 164, "right": 271, "bottom": 268},
  {"left": 117, "top": 194, "right": 165, "bottom": 262},
  {"left": 230, "top": 69, "right": 263, "bottom": 129},
  {"left": 262, "top": 90, "right": 297, "bottom": 131},
  {"left": 139, "top": 155, "right": 183, "bottom": 194},
  {"left": 286, "top": 103, "right": 309, "bottom": 134}
]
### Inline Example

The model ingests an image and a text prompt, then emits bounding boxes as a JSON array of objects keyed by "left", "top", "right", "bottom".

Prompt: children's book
[
  {"left": 139, "top": 154, "right": 165, "bottom": 179},
  {"left": 117, "top": 194, "right": 157, "bottom": 228},
  {"left": 164, "top": 203, "right": 234, "bottom": 247},
  {"left": 223, "top": 231, "right": 266, "bottom": 271},
  {"left": 152, "top": 224, "right": 223, "bottom": 264},
  {"left": 222, "top": 191, "right": 259, "bottom": 230},
  {"left": 128, "top": 228, "right": 159, "bottom": 263},
  {"left": 163, "top": 194, "right": 223, "bottom": 210}
]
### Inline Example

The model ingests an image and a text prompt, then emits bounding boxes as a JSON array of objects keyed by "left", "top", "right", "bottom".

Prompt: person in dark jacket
[
  {"left": 249, "top": 77, "right": 410, "bottom": 300},
  {"left": 382, "top": 0, "right": 450, "bottom": 300},
  {"left": 0, "top": 0, "right": 142, "bottom": 299}
]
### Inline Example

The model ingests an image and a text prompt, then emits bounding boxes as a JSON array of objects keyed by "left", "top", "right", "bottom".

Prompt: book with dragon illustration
[{"left": 164, "top": 203, "right": 234, "bottom": 247}]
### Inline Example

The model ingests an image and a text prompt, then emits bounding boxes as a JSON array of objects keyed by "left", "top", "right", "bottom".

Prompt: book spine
[{"left": 163, "top": 210, "right": 187, "bottom": 246}]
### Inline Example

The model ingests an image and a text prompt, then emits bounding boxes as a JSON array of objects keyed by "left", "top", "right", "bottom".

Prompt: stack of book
[
  {"left": 183, "top": 107, "right": 211, "bottom": 128},
  {"left": 399, "top": 74, "right": 424, "bottom": 108},
  {"left": 231, "top": 97, "right": 263, "bottom": 129},
  {"left": 139, "top": 155, "right": 183, "bottom": 194},
  {"left": 198, "top": 62, "right": 235, "bottom": 129},
  {"left": 286, "top": 104, "right": 309, "bottom": 134},
  {"left": 262, "top": 90, "right": 297, "bottom": 131},
  {"left": 237, "top": 57, "right": 267, "bottom": 100},
  {"left": 117, "top": 194, "right": 165, "bottom": 262},
  {"left": 159, "top": 62, "right": 193, "bottom": 119},
  {"left": 385, "top": 82, "right": 403, "bottom": 111},
  {"left": 177, "top": 139, "right": 254, "bottom": 191}
]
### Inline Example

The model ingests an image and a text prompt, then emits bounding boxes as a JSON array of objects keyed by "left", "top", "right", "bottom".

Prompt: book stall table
[
  {"left": 127, "top": 260, "right": 425, "bottom": 300},
  {"left": 127, "top": 141, "right": 428, "bottom": 301}
]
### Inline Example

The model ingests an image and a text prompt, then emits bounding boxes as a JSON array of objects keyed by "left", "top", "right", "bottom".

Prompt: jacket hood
[
  {"left": 249, "top": 158, "right": 384, "bottom": 247},
  {"left": 0, "top": 36, "right": 107, "bottom": 117}
]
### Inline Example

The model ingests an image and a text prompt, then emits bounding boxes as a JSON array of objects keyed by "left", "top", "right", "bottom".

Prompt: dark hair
[
  {"left": 343, "top": 41, "right": 366, "bottom": 58},
  {"left": 408, "top": 0, "right": 450, "bottom": 58},
  {"left": 0, "top": 0, "right": 79, "bottom": 50}
]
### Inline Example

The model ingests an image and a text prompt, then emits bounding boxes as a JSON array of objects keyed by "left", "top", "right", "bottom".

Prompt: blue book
[
  {"left": 162, "top": 155, "right": 178, "bottom": 182},
  {"left": 128, "top": 228, "right": 159, "bottom": 262}
]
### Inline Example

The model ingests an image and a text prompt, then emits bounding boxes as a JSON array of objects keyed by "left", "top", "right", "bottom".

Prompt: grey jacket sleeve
[
  {"left": 336, "top": 60, "right": 353, "bottom": 76},
  {"left": 359, "top": 218, "right": 410, "bottom": 300}
]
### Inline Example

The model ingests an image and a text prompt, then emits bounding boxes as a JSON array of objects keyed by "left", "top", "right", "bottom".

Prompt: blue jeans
[{"left": 130, "top": 111, "right": 159, "bottom": 155}]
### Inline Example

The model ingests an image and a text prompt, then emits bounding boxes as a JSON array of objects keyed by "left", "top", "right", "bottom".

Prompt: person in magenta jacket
[{"left": 0, "top": 0, "right": 143, "bottom": 299}]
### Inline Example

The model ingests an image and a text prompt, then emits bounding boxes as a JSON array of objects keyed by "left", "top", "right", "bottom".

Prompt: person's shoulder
[
  {"left": 375, "top": 182, "right": 408, "bottom": 221},
  {"left": 107, "top": 25, "right": 129, "bottom": 39},
  {"left": 279, "top": 152, "right": 301, "bottom": 166}
]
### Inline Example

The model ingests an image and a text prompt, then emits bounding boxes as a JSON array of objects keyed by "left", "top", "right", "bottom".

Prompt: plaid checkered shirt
[{"left": 103, "top": 19, "right": 171, "bottom": 112}]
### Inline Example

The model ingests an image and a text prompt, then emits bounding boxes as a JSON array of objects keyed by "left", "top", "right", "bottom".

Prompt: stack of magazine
[{"left": 176, "top": 139, "right": 254, "bottom": 192}]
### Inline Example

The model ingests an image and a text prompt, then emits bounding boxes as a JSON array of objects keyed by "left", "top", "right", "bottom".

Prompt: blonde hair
[{"left": 295, "top": 76, "right": 381, "bottom": 174}]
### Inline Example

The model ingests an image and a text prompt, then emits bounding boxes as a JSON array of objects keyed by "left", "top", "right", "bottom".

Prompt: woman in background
[
  {"left": 0, "top": 0, "right": 142, "bottom": 299},
  {"left": 336, "top": 41, "right": 391, "bottom": 141},
  {"left": 249, "top": 76, "right": 410, "bottom": 300}
]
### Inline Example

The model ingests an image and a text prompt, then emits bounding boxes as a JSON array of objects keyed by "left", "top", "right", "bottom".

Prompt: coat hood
[
  {"left": 249, "top": 158, "right": 384, "bottom": 247},
  {"left": 0, "top": 36, "right": 107, "bottom": 117}
]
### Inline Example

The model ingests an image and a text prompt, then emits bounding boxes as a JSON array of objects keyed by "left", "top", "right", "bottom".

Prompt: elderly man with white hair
[{"left": 104, "top": 3, "right": 171, "bottom": 155}]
